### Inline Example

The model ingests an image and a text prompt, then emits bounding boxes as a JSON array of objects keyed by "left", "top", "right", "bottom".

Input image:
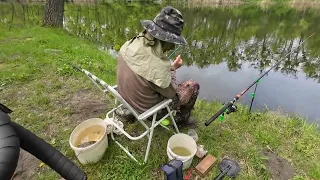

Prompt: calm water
[{"left": 1, "top": 3, "right": 320, "bottom": 123}]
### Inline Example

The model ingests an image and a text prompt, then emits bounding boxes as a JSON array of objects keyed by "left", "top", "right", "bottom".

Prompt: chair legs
[
  {"left": 109, "top": 126, "right": 140, "bottom": 163},
  {"left": 109, "top": 105, "right": 180, "bottom": 164},
  {"left": 167, "top": 106, "right": 179, "bottom": 134},
  {"left": 144, "top": 113, "right": 157, "bottom": 163},
  {"left": 144, "top": 107, "right": 179, "bottom": 163}
]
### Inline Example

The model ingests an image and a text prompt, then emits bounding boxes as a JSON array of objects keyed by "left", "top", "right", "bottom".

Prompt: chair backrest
[{"left": 106, "top": 85, "right": 140, "bottom": 118}]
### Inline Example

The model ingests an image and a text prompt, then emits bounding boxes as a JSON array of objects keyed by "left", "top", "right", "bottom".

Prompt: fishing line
[{"left": 168, "top": 23, "right": 203, "bottom": 58}]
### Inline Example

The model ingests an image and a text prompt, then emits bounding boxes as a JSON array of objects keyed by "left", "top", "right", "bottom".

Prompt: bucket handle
[{"left": 76, "top": 152, "right": 82, "bottom": 157}]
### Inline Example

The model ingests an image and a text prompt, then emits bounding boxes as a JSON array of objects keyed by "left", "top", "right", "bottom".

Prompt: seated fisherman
[{"left": 116, "top": 6, "right": 200, "bottom": 126}]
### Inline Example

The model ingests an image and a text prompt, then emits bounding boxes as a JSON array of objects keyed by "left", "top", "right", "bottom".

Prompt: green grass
[{"left": 1, "top": 25, "right": 320, "bottom": 180}]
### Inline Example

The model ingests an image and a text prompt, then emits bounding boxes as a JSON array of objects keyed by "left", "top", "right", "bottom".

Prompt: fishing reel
[
  {"left": 226, "top": 104, "right": 237, "bottom": 114},
  {"left": 218, "top": 103, "right": 238, "bottom": 122},
  {"left": 220, "top": 103, "right": 237, "bottom": 115}
]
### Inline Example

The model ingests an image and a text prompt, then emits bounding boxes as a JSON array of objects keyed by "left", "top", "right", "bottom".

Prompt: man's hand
[{"left": 172, "top": 55, "right": 183, "bottom": 70}]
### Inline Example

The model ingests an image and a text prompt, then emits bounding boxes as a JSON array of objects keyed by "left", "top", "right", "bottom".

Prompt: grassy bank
[{"left": 1, "top": 25, "right": 320, "bottom": 180}]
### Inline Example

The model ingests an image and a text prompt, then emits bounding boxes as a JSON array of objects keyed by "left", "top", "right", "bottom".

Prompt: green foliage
[
  {"left": 56, "top": 63, "right": 76, "bottom": 76},
  {"left": 299, "top": 18, "right": 309, "bottom": 30},
  {"left": 293, "top": 175, "right": 307, "bottom": 180},
  {"left": 1, "top": 3, "right": 320, "bottom": 83}
]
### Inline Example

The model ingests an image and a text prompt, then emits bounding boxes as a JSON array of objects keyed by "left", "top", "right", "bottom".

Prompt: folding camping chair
[{"left": 72, "top": 65, "right": 180, "bottom": 163}]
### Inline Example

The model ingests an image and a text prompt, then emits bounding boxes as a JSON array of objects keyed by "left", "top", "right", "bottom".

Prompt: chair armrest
[{"left": 138, "top": 99, "right": 172, "bottom": 120}]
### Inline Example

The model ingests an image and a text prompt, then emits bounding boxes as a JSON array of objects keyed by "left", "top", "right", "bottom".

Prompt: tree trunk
[{"left": 43, "top": 0, "right": 64, "bottom": 27}]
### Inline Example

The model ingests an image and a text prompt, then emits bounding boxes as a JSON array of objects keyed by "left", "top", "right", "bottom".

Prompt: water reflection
[
  {"left": 176, "top": 63, "right": 320, "bottom": 123},
  {"left": 60, "top": 4, "right": 320, "bottom": 83}
]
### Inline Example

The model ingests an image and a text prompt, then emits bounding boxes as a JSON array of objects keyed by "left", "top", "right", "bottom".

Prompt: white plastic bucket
[
  {"left": 167, "top": 133, "right": 197, "bottom": 170},
  {"left": 69, "top": 118, "right": 108, "bottom": 164}
]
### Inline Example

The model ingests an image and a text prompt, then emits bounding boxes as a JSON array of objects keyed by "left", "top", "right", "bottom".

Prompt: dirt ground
[
  {"left": 65, "top": 88, "right": 109, "bottom": 122},
  {"left": 11, "top": 149, "right": 41, "bottom": 180},
  {"left": 262, "top": 149, "right": 295, "bottom": 180},
  {"left": 12, "top": 89, "right": 108, "bottom": 180}
]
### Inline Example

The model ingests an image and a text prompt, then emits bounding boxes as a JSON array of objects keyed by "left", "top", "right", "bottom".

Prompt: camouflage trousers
[{"left": 151, "top": 80, "right": 200, "bottom": 124}]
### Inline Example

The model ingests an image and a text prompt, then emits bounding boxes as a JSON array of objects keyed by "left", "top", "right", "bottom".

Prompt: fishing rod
[{"left": 205, "top": 32, "right": 316, "bottom": 126}]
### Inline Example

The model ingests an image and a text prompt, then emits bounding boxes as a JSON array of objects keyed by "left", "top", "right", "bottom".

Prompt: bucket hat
[{"left": 140, "top": 6, "right": 187, "bottom": 45}]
